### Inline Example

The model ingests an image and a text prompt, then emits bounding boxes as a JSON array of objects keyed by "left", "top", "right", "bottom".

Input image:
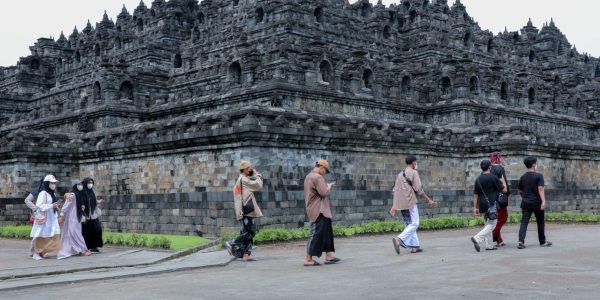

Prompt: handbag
[
  {"left": 33, "top": 212, "right": 47, "bottom": 224},
  {"left": 94, "top": 207, "right": 102, "bottom": 218},
  {"left": 28, "top": 213, "right": 35, "bottom": 225},
  {"left": 476, "top": 177, "right": 498, "bottom": 220}
]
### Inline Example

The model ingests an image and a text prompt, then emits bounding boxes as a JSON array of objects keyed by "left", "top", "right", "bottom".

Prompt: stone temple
[{"left": 1, "top": 0, "right": 599, "bottom": 235}]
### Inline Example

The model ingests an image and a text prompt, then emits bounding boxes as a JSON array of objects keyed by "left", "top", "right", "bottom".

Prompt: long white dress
[{"left": 29, "top": 191, "right": 61, "bottom": 254}]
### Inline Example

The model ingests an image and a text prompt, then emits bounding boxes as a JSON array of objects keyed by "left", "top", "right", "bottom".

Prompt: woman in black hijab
[
  {"left": 58, "top": 180, "right": 90, "bottom": 259},
  {"left": 80, "top": 177, "right": 104, "bottom": 252}
]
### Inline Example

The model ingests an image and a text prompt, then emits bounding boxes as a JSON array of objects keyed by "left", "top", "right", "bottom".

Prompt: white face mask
[
  {"left": 87, "top": 183, "right": 94, "bottom": 189},
  {"left": 49, "top": 183, "right": 57, "bottom": 191},
  {"left": 414, "top": 163, "right": 418, "bottom": 170},
  {"left": 77, "top": 184, "right": 84, "bottom": 191}
]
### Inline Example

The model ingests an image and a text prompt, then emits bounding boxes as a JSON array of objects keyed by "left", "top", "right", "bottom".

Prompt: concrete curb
[
  {"left": 0, "top": 239, "right": 221, "bottom": 281},
  {"left": 0, "top": 254, "right": 235, "bottom": 292}
]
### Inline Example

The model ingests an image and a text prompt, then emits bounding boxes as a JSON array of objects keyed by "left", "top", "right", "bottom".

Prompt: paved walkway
[
  {"left": 1, "top": 223, "right": 599, "bottom": 299},
  {"left": 0, "top": 238, "right": 231, "bottom": 291},
  {"left": 0, "top": 239, "right": 175, "bottom": 279}
]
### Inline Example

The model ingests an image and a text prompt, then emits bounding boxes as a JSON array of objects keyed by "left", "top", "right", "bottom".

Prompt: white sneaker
[{"left": 32, "top": 253, "right": 43, "bottom": 260}]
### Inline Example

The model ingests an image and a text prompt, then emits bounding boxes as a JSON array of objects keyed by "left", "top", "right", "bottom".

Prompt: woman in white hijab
[{"left": 29, "top": 175, "right": 62, "bottom": 260}]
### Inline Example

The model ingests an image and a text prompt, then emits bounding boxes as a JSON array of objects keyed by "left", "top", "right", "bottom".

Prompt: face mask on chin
[
  {"left": 77, "top": 184, "right": 83, "bottom": 191},
  {"left": 87, "top": 183, "right": 94, "bottom": 189},
  {"left": 49, "top": 183, "right": 57, "bottom": 191}
]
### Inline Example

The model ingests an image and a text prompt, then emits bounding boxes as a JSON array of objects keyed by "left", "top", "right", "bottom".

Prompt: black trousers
[
  {"left": 82, "top": 218, "right": 103, "bottom": 250},
  {"left": 307, "top": 214, "right": 335, "bottom": 257},
  {"left": 231, "top": 217, "right": 257, "bottom": 258},
  {"left": 518, "top": 208, "right": 546, "bottom": 244}
]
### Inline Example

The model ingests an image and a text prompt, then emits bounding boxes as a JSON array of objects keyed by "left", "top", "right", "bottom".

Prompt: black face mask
[{"left": 248, "top": 170, "right": 254, "bottom": 177}]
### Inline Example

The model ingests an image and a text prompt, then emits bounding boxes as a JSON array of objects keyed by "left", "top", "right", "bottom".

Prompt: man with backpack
[{"left": 390, "top": 155, "right": 436, "bottom": 254}]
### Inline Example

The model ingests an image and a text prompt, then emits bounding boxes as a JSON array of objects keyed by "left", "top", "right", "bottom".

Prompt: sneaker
[
  {"left": 32, "top": 253, "right": 43, "bottom": 260},
  {"left": 540, "top": 241, "right": 552, "bottom": 247},
  {"left": 471, "top": 237, "right": 480, "bottom": 252},
  {"left": 225, "top": 241, "right": 233, "bottom": 256},
  {"left": 392, "top": 238, "right": 401, "bottom": 255}
]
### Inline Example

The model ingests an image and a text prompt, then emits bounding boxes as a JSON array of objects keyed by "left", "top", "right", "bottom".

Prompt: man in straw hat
[
  {"left": 225, "top": 160, "right": 263, "bottom": 261},
  {"left": 303, "top": 159, "right": 340, "bottom": 266}
]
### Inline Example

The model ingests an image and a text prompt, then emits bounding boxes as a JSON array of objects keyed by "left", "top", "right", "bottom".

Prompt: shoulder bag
[
  {"left": 402, "top": 171, "right": 418, "bottom": 194},
  {"left": 476, "top": 177, "right": 498, "bottom": 220},
  {"left": 239, "top": 178, "right": 255, "bottom": 215},
  {"left": 491, "top": 165, "right": 509, "bottom": 207}
]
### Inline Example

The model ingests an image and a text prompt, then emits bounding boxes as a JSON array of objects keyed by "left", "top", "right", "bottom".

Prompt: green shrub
[
  {"left": 0, "top": 225, "right": 31, "bottom": 239},
  {"left": 4, "top": 212, "right": 599, "bottom": 249},
  {"left": 149, "top": 236, "right": 171, "bottom": 249},
  {"left": 218, "top": 212, "right": 600, "bottom": 245}
]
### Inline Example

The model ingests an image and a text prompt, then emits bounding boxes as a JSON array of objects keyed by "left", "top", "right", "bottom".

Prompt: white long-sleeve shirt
[{"left": 29, "top": 191, "right": 61, "bottom": 238}]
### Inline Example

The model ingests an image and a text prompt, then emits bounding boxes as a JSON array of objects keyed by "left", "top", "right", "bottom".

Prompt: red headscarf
[{"left": 489, "top": 151, "right": 504, "bottom": 164}]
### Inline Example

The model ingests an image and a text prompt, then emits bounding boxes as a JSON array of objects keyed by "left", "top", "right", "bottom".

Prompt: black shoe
[
  {"left": 485, "top": 247, "right": 498, "bottom": 251},
  {"left": 471, "top": 237, "right": 480, "bottom": 252},
  {"left": 90, "top": 248, "right": 100, "bottom": 253}
]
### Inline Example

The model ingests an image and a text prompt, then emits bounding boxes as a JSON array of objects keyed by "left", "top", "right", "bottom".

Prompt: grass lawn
[
  {"left": 0, "top": 225, "right": 211, "bottom": 251},
  {"left": 103, "top": 231, "right": 211, "bottom": 250}
]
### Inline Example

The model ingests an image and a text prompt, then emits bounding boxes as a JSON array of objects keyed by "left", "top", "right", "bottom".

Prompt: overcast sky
[{"left": 0, "top": 0, "right": 598, "bottom": 67}]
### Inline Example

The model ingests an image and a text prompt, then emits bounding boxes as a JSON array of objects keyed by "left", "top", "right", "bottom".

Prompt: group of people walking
[
  {"left": 225, "top": 159, "right": 341, "bottom": 265},
  {"left": 225, "top": 151, "right": 552, "bottom": 266},
  {"left": 471, "top": 153, "right": 552, "bottom": 252},
  {"left": 24, "top": 152, "right": 550, "bottom": 262},
  {"left": 25, "top": 175, "right": 104, "bottom": 260}
]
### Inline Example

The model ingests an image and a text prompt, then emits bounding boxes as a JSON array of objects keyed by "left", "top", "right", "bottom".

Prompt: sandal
[
  {"left": 517, "top": 242, "right": 526, "bottom": 249},
  {"left": 303, "top": 261, "right": 321, "bottom": 267},
  {"left": 324, "top": 257, "right": 341, "bottom": 264}
]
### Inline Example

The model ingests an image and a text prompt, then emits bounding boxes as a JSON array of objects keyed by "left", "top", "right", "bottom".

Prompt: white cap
[{"left": 43, "top": 174, "right": 59, "bottom": 183}]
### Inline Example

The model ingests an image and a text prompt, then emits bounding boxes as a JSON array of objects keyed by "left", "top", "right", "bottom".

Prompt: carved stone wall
[{"left": 1, "top": 0, "right": 600, "bottom": 234}]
